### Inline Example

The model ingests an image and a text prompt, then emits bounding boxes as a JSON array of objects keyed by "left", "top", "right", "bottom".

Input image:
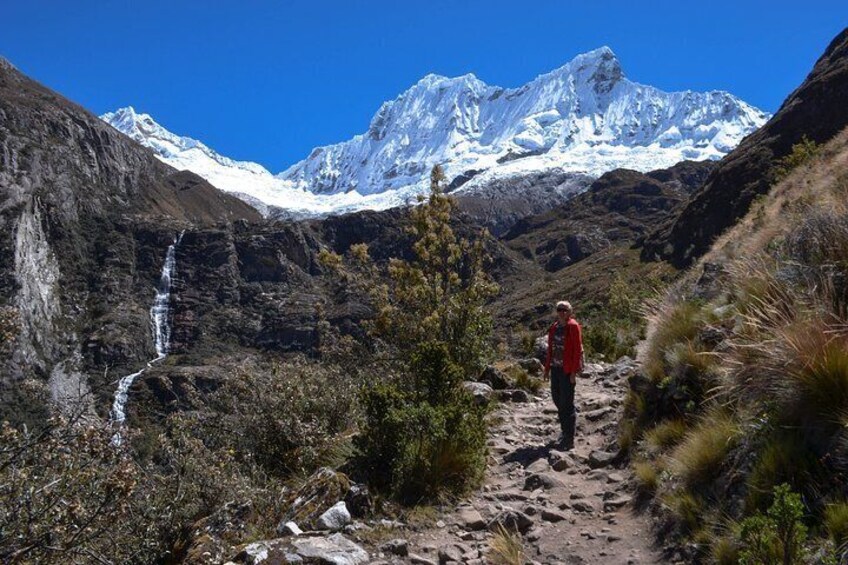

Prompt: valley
[{"left": 1, "top": 21, "right": 847, "bottom": 565}]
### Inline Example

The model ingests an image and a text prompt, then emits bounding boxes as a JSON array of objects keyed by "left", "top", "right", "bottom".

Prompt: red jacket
[{"left": 545, "top": 318, "right": 583, "bottom": 374}]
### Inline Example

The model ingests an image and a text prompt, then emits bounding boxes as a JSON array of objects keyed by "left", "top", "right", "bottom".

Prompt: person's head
[{"left": 556, "top": 300, "right": 573, "bottom": 321}]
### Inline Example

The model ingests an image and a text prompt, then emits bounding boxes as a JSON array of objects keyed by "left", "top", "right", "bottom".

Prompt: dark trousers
[{"left": 550, "top": 366, "right": 576, "bottom": 444}]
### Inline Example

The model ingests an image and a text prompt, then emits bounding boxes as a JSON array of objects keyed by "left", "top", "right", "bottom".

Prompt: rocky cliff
[{"left": 0, "top": 57, "right": 259, "bottom": 417}]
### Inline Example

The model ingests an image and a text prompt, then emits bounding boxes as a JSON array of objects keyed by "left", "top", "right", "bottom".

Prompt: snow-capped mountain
[{"left": 102, "top": 46, "right": 768, "bottom": 216}]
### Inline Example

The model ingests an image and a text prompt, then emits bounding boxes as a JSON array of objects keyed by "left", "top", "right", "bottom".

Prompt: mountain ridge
[{"left": 101, "top": 47, "right": 768, "bottom": 217}]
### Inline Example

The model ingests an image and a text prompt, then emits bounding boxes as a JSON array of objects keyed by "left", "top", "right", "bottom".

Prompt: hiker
[{"left": 543, "top": 300, "right": 585, "bottom": 450}]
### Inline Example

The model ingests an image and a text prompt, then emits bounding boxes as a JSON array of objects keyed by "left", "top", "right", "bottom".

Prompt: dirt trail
[{"left": 378, "top": 360, "right": 667, "bottom": 565}]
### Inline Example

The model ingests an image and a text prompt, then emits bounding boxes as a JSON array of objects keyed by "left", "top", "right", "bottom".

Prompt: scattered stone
[
  {"left": 409, "top": 554, "right": 438, "bottom": 565},
  {"left": 584, "top": 407, "right": 614, "bottom": 421},
  {"left": 523, "top": 473, "right": 564, "bottom": 491},
  {"left": 381, "top": 539, "right": 409, "bottom": 557},
  {"left": 457, "top": 507, "right": 486, "bottom": 531},
  {"left": 278, "top": 521, "right": 302, "bottom": 537},
  {"left": 437, "top": 544, "right": 465, "bottom": 564},
  {"left": 487, "top": 509, "right": 534, "bottom": 534},
  {"left": 587, "top": 470, "right": 609, "bottom": 481},
  {"left": 525, "top": 458, "right": 551, "bottom": 474},
  {"left": 510, "top": 389, "right": 531, "bottom": 403},
  {"left": 588, "top": 450, "right": 618, "bottom": 469},
  {"left": 603, "top": 495, "right": 633, "bottom": 511},
  {"left": 571, "top": 500, "right": 597, "bottom": 513},
  {"left": 548, "top": 450, "right": 573, "bottom": 471},
  {"left": 607, "top": 472, "right": 625, "bottom": 484},
  {"left": 541, "top": 509, "right": 568, "bottom": 522},
  {"left": 518, "top": 358, "right": 544, "bottom": 375}
]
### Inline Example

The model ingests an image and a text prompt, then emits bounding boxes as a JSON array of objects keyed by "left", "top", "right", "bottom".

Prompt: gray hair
[{"left": 556, "top": 301, "right": 572, "bottom": 312}]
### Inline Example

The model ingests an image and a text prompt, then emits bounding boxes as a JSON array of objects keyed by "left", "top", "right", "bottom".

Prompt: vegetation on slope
[{"left": 624, "top": 131, "right": 848, "bottom": 562}]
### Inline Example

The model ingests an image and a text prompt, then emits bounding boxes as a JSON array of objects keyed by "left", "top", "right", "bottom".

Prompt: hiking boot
[{"left": 557, "top": 434, "right": 574, "bottom": 450}]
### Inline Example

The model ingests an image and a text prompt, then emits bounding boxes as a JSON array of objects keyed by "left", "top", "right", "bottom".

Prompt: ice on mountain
[{"left": 100, "top": 46, "right": 769, "bottom": 217}]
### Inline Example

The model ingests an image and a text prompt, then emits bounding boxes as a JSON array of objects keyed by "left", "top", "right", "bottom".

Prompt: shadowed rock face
[{"left": 642, "top": 27, "right": 848, "bottom": 267}]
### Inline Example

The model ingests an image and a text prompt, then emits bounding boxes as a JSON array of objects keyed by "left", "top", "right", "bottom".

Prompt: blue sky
[{"left": 1, "top": 1, "right": 846, "bottom": 171}]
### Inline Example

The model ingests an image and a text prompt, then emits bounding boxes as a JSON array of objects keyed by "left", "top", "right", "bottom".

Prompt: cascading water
[{"left": 111, "top": 232, "right": 183, "bottom": 435}]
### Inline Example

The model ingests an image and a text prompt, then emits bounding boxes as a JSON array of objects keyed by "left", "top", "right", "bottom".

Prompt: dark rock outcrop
[
  {"left": 502, "top": 161, "right": 715, "bottom": 272},
  {"left": 643, "top": 27, "right": 848, "bottom": 266}
]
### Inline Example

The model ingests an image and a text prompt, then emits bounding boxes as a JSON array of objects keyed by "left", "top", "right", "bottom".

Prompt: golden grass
[
  {"left": 670, "top": 411, "right": 740, "bottom": 489},
  {"left": 664, "top": 490, "right": 703, "bottom": 533},
  {"left": 645, "top": 300, "right": 705, "bottom": 383},
  {"left": 489, "top": 524, "right": 525, "bottom": 565},
  {"left": 633, "top": 460, "right": 660, "bottom": 495},
  {"left": 825, "top": 501, "right": 848, "bottom": 550},
  {"left": 645, "top": 419, "right": 689, "bottom": 453}
]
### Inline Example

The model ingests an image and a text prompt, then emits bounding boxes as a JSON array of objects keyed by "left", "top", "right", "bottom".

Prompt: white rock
[{"left": 316, "top": 501, "right": 352, "bottom": 532}]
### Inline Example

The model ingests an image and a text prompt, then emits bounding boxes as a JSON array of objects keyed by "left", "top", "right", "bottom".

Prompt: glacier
[{"left": 102, "top": 46, "right": 769, "bottom": 217}]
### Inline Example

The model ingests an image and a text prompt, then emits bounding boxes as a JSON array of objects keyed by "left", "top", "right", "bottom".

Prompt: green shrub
[
  {"left": 187, "top": 358, "right": 359, "bottom": 479},
  {"left": 774, "top": 136, "right": 820, "bottom": 182},
  {"left": 504, "top": 364, "right": 543, "bottom": 394},
  {"left": 740, "top": 484, "right": 807, "bottom": 565},
  {"left": 711, "top": 535, "right": 741, "bottom": 565},
  {"left": 356, "top": 342, "right": 487, "bottom": 502},
  {"left": 489, "top": 524, "right": 525, "bottom": 565},
  {"left": 665, "top": 490, "right": 703, "bottom": 533}
]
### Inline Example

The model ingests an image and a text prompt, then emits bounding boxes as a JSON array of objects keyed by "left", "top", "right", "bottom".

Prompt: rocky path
[{"left": 379, "top": 360, "right": 666, "bottom": 565}]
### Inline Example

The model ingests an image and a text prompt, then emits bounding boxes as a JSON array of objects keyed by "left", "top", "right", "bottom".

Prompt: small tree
[
  {"left": 373, "top": 165, "right": 499, "bottom": 376},
  {"left": 740, "top": 483, "right": 807, "bottom": 565},
  {"left": 356, "top": 165, "right": 494, "bottom": 502}
]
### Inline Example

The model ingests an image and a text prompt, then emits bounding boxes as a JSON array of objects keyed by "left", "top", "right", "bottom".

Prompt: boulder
[
  {"left": 278, "top": 468, "right": 351, "bottom": 532},
  {"left": 487, "top": 509, "right": 534, "bottom": 534},
  {"left": 291, "top": 533, "right": 369, "bottom": 565},
  {"left": 462, "top": 381, "right": 494, "bottom": 406},
  {"left": 517, "top": 357, "right": 544, "bottom": 375},
  {"left": 456, "top": 506, "right": 486, "bottom": 531},
  {"left": 343, "top": 484, "right": 372, "bottom": 518},
  {"left": 380, "top": 538, "right": 409, "bottom": 557},
  {"left": 316, "top": 501, "right": 352, "bottom": 531},
  {"left": 523, "top": 472, "right": 565, "bottom": 491},
  {"left": 479, "top": 365, "right": 512, "bottom": 390}
]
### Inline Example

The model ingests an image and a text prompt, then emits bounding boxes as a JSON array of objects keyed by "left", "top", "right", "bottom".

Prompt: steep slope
[
  {"left": 0, "top": 57, "right": 259, "bottom": 416},
  {"left": 102, "top": 47, "right": 767, "bottom": 218},
  {"left": 643, "top": 27, "right": 848, "bottom": 266}
]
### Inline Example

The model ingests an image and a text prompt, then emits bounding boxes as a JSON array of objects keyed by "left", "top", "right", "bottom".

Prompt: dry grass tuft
[
  {"left": 670, "top": 410, "right": 740, "bottom": 489},
  {"left": 645, "top": 419, "right": 689, "bottom": 453},
  {"left": 489, "top": 524, "right": 525, "bottom": 565}
]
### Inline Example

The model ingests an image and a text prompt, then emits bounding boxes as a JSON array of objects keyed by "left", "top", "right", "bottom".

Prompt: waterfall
[{"left": 111, "top": 232, "right": 183, "bottom": 434}]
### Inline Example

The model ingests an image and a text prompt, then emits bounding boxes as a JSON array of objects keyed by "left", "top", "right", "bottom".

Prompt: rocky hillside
[
  {"left": 0, "top": 56, "right": 259, "bottom": 417},
  {"left": 643, "top": 26, "right": 848, "bottom": 267}
]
